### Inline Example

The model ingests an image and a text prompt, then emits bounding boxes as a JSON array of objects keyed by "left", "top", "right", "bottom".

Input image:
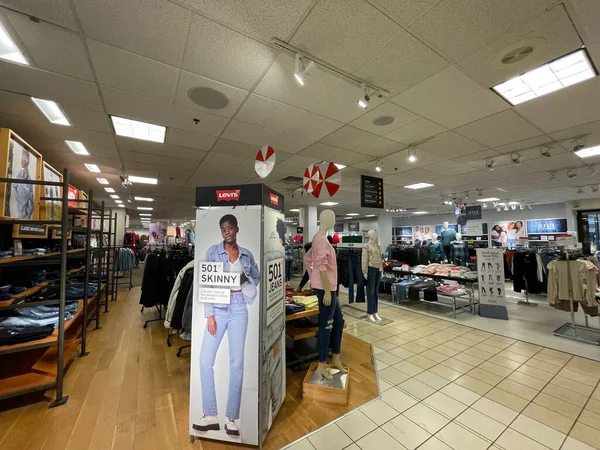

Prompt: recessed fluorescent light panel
[
  {"left": 574, "top": 145, "right": 600, "bottom": 158},
  {"left": 66, "top": 140, "right": 89, "bottom": 155},
  {"left": 110, "top": 194, "right": 119, "bottom": 199},
  {"left": 404, "top": 183, "right": 434, "bottom": 190},
  {"left": 96, "top": 178, "right": 109, "bottom": 185},
  {"left": 31, "top": 98, "right": 70, "bottom": 126},
  {"left": 334, "top": 164, "right": 346, "bottom": 170},
  {"left": 477, "top": 197, "right": 500, "bottom": 202},
  {"left": 366, "top": 214, "right": 376, "bottom": 217},
  {"left": 115, "top": 200, "right": 123, "bottom": 204},
  {"left": 110, "top": 115, "right": 166, "bottom": 143},
  {"left": 413, "top": 211, "right": 429, "bottom": 215},
  {"left": 320, "top": 202, "right": 339, "bottom": 206},
  {"left": 137, "top": 207, "right": 153, "bottom": 211},
  {"left": 104, "top": 187, "right": 115, "bottom": 193},
  {"left": 346, "top": 213, "right": 359, "bottom": 216},
  {"left": 118, "top": 204, "right": 125, "bottom": 208},
  {"left": 129, "top": 175, "right": 158, "bottom": 185},
  {"left": 139, "top": 213, "right": 152, "bottom": 216},
  {"left": 134, "top": 196, "right": 154, "bottom": 202},
  {"left": 0, "top": 22, "right": 28, "bottom": 65},
  {"left": 289, "top": 208, "right": 300, "bottom": 212},
  {"left": 493, "top": 49, "right": 596, "bottom": 105},
  {"left": 84, "top": 163, "right": 100, "bottom": 173}
]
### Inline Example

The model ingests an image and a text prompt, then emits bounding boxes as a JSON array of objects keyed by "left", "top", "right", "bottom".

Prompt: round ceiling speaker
[
  {"left": 187, "top": 86, "right": 229, "bottom": 109},
  {"left": 255, "top": 145, "right": 276, "bottom": 179},
  {"left": 373, "top": 115, "right": 396, "bottom": 126}
]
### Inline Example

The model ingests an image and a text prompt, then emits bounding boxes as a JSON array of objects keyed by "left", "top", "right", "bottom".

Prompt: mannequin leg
[
  {"left": 348, "top": 256, "right": 355, "bottom": 304},
  {"left": 373, "top": 270, "right": 382, "bottom": 321},
  {"left": 314, "top": 288, "right": 335, "bottom": 380},
  {"left": 366, "top": 267, "right": 377, "bottom": 316}
]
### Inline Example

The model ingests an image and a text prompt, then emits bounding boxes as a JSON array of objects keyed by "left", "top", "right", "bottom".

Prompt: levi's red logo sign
[
  {"left": 270, "top": 193, "right": 279, "bottom": 206},
  {"left": 216, "top": 190, "right": 240, "bottom": 202}
]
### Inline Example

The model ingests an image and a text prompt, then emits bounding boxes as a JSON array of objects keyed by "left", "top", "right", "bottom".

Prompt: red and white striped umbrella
[
  {"left": 254, "top": 145, "right": 276, "bottom": 179},
  {"left": 303, "top": 164, "right": 323, "bottom": 197},
  {"left": 317, "top": 162, "right": 341, "bottom": 199}
]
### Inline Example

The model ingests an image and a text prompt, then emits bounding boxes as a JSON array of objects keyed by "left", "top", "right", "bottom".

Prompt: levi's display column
[{"left": 190, "top": 183, "right": 286, "bottom": 448}]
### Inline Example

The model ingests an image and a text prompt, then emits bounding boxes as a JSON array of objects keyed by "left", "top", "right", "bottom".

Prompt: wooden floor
[{"left": 0, "top": 286, "right": 378, "bottom": 450}]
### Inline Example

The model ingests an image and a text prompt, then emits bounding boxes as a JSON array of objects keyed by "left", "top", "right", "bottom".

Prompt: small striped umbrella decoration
[
  {"left": 303, "top": 164, "right": 323, "bottom": 197},
  {"left": 317, "top": 161, "right": 341, "bottom": 198},
  {"left": 254, "top": 145, "right": 276, "bottom": 179}
]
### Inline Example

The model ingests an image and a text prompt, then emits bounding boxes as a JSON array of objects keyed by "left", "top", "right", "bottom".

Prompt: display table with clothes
[{"left": 390, "top": 263, "right": 478, "bottom": 316}]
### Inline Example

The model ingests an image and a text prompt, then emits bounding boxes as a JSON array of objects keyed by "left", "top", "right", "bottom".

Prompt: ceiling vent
[
  {"left": 373, "top": 115, "right": 395, "bottom": 126},
  {"left": 501, "top": 45, "right": 534, "bottom": 65},
  {"left": 280, "top": 176, "right": 304, "bottom": 184},
  {"left": 187, "top": 87, "right": 229, "bottom": 109}
]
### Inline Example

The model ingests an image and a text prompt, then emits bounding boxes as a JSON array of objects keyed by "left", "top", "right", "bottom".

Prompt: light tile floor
[{"left": 284, "top": 300, "right": 600, "bottom": 450}]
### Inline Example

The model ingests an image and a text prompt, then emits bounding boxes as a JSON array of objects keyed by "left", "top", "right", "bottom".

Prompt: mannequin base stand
[
  {"left": 302, "top": 362, "right": 350, "bottom": 406},
  {"left": 517, "top": 279, "right": 538, "bottom": 307}
]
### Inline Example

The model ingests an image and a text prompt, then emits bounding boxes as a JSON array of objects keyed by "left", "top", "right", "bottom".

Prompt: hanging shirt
[{"left": 304, "top": 232, "right": 337, "bottom": 290}]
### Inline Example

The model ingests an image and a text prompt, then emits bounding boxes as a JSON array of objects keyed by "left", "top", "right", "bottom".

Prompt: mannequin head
[
  {"left": 319, "top": 209, "right": 335, "bottom": 233},
  {"left": 431, "top": 232, "right": 438, "bottom": 242},
  {"left": 443, "top": 221, "right": 449, "bottom": 230},
  {"left": 455, "top": 232, "right": 462, "bottom": 242},
  {"left": 367, "top": 230, "right": 378, "bottom": 243}
]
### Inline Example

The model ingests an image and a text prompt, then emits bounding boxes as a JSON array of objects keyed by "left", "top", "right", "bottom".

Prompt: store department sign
[
  {"left": 360, "top": 175, "right": 384, "bottom": 208},
  {"left": 526, "top": 218, "right": 567, "bottom": 234},
  {"left": 348, "top": 222, "right": 359, "bottom": 232},
  {"left": 465, "top": 205, "right": 482, "bottom": 220}
]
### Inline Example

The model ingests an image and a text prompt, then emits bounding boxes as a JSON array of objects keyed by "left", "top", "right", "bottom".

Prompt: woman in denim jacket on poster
[{"left": 195, "top": 214, "right": 260, "bottom": 437}]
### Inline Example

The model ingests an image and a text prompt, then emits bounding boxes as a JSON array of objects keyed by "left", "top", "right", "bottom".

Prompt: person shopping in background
[
  {"left": 284, "top": 239, "right": 294, "bottom": 283},
  {"left": 195, "top": 214, "right": 260, "bottom": 437}
]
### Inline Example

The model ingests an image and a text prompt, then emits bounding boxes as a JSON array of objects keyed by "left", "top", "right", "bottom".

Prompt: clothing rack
[{"left": 553, "top": 248, "right": 600, "bottom": 345}]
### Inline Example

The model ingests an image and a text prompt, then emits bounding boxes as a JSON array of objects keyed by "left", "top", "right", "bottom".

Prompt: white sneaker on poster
[
  {"left": 225, "top": 419, "right": 240, "bottom": 436},
  {"left": 192, "top": 415, "right": 220, "bottom": 432}
]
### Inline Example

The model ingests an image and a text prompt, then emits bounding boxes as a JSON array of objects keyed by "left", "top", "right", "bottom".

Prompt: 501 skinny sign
[{"left": 198, "top": 262, "right": 241, "bottom": 288}]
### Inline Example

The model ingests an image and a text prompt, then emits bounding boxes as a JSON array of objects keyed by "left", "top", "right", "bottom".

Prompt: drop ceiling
[{"left": 0, "top": 0, "right": 599, "bottom": 227}]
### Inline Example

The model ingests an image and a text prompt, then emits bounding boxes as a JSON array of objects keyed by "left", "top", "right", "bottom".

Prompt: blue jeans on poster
[
  {"left": 313, "top": 289, "right": 344, "bottom": 363},
  {"left": 200, "top": 293, "right": 248, "bottom": 420},
  {"left": 366, "top": 267, "right": 381, "bottom": 314},
  {"left": 347, "top": 254, "right": 365, "bottom": 304}
]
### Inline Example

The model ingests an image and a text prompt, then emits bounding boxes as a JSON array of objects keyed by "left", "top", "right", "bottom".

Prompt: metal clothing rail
[{"left": 553, "top": 249, "right": 600, "bottom": 345}]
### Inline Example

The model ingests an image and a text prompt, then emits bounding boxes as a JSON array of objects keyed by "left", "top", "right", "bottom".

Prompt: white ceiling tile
[
  {"left": 289, "top": 0, "right": 400, "bottom": 73},
  {"left": 182, "top": 14, "right": 275, "bottom": 90},
  {"left": 331, "top": 151, "right": 371, "bottom": 166},
  {"left": 211, "top": 138, "right": 260, "bottom": 159},
  {"left": 173, "top": 0, "right": 312, "bottom": 41},
  {"left": 278, "top": 154, "right": 318, "bottom": 169},
  {"left": 235, "top": 94, "right": 342, "bottom": 141},
  {"left": 409, "top": 0, "right": 555, "bottom": 61},
  {"left": 350, "top": 102, "right": 419, "bottom": 135},
  {"left": 3, "top": 11, "right": 93, "bottom": 81},
  {"left": 298, "top": 142, "right": 346, "bottom": 160},
  {"left": 493, "top": 135, "right": 555, "bottom": 155},
  {"left": 515, "top": 76, "right": 600, "bottom": 133},
  {"left": 116, "top": 137, "right": 207, "bottom": 161},
  {"left": 442, "top": 165, "right": 479, "bottom": 176},
  {"left": 523, "top": 152, "right": 584, "bottom": 172},
  {"left": 458, "top": 7, "right": 583, "bottom": 88},
  {"left": 0, "top": 61, "right": 103, "bottom": 111},
  {"left": 52, "top": 127, "right": 115, "bottom": 149},
  {"left": 159, "top": 155, "right": 200, "bottom": 170},
  {"left": 354, "top": 136, "right": 402, "bottom": 157},
  {"left": 222, "top": 120, "right": 313, "bottom": 154},
  {"left": 0, "top": 113, "right": 61, "bottom": 149},
  {"left": 454, "top": 110, "right": 543, "bottom": 148},
  {"left": 393, "top": 66, "right": 508, "bottom": 128},
  {"left": 418, "top": 131, "right": 486, "bottom": 157},
  {"left": 121, "top": 150, "right": 161, "bottom": 165},
  {"left": 385, "top": 149, "right": 446, "bottom": 166},
  {"left": 174, "top": 71, "right": 248, "bottom": 118},
  {"left": 101, "top": 87, "right": 229, "bottom": 137},
  {"left": 0, "top": 90, "right": 45, "bottom": 119},
  {"left": 367, "top": 0, "right": 442, "bottom": 27},
  {"left": 88, "top": 40, "right": 179, "bottom": 102},
  {"left": 0, "top": 0, "right": 77, "bottom": 29},
  {"left": 484, "top": 163, "right": 537, "bottom": 177},
  {"left": 320, "top": 126, "right": 378, "bottom": 149},
  {"left": 75, "top": 0, "right": 191, "bottom": 66},
  {"left": 384, "top": 118, "right": 446, "bottom": 145},
  {"left": 166, "top": 128, "right": 217, "bottom": 151},
  {"left": 548, "top": 119, "right": 600, "bottom": 148},
  {"left": 60, "top": 106, "right": 111, "bottom": 134},
  {"left": 354, "top": 28, "right": 449, "bottom": 95},
  {"left": 568, "top": 0, "right": 600, "bottom": 47}
]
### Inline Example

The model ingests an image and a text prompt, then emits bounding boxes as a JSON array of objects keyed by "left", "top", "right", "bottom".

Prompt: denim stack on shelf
[
  {"left": 0, "top": 285, "right": 11, "bottom": 300},
  {"left": 22, "top": 248, "right": 47, "bottom": 256},
  {"left": 0, "top": 302, "right": 78, "bottom": 328},
  {"left": 0, "top": 250, "right": 12, "bottom": 259}
]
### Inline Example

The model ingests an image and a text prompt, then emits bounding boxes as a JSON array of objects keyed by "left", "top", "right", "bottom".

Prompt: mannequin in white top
[
  {"left": 304, "top": 209, "right": 345, "bottom": 380},
  {"left": 363, "top": 230, "right": 383, "bottom": 323}
]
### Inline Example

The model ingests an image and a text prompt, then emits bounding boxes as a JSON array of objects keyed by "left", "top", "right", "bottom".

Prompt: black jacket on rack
[
  {"left": 140, "top": 251, "right": 175, "bottom": 307},
  {"left": 168, "top": 268, "right": 194, "bottom": 330},
  {"left": 513, "top": 250, "right": 544, "bottom": 294}
]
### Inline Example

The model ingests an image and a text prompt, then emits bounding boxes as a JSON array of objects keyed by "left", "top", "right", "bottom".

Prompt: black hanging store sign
[
  {"left": 465, "top": 205, "right": 482, "bottom": 220},
  {"left": 195, "top": 183, "right": 284, "bottom": 212},
  {"left": 360, "top": 175, "right": 384, "bottom": 209}
]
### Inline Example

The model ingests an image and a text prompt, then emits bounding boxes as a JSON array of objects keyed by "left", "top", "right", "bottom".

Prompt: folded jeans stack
[
  {"left": 0, "top": 250, "right": 13, "bottom": 259},
  {"left": 0, "top": 302, "right": 78, "bottom": 328},
  {"left": 0, "top": 324, "right": 55, "bottom": 345},
  {"left": 0, "top": 284, "right": 11, "bottom": 300}
]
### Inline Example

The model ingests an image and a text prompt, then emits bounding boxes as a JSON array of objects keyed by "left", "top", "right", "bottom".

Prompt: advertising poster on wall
[
  {"left": 489, "top": 220, "right": 526, "bottom": 249},
  {"left": 476, "top": 248, "right": 508, "bottom": 320},
  {"left": 190, "top": 206, "right": 262, "bottom": 445},
  {"left": 260, "top": 207, "right": 286, "bottom": 443},
  {"left": 413, "top": 224, "right": 434, "bottom": 241},
  {"left": 526, "top": 218, "right": 567, "bottom": 234},
  {"left": 149, "top": 221, "right": 168, "bottom": 243}
]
